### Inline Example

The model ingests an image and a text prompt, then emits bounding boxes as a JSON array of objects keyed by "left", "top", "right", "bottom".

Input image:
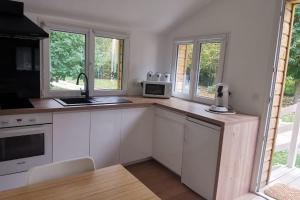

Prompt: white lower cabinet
[
  {"left": 0, "top": 106, "right": 224, "bottom": 196},
  {"left": 0, "top": 172, "right": 27, "bottom": 192},
  {"left": 90, "top": 110, "right": 121, "bottom": 169},
  {"left": 182, "top": 118, "right": 221, "bottom": 200},
  {"left": 120, "top": 107, "right": 153, "bottom": 164},
  {"left": 152, "top": 108, "right": 185, "bottom": 175},
  {"left": 53, "top": 111, "right": 90, "bottom": 162}
]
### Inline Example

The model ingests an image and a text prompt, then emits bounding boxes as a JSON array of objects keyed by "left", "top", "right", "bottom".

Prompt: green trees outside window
[
  {"left": 48, "top": 30, "right": 124, "bottom": 91},
  {"left": 49, "top": 31, "right": 85, "bottom": 90},
  {"left": 95, "top": 37, "right": 124, "bottom": 90},
  {"left": 173, "top": 36, "right": 225, "bottom": 101},
  {"left": 197, "top": 42, "right": 221, "bottom": 99},
  {"left": 286, "top": 5, "right": 300, "bottom": 102}
]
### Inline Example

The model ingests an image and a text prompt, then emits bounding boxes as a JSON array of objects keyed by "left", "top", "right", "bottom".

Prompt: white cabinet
[
  {"left": 0, "top": 172, "right": 27, "bottom": 192},
  {"left": 90, "top": 110, "right": 121, "bottom": 169},
  {"left": 120, "top": 107, "right": 153, "bottom": 164},
  {"left": 182, "top": 118, "right": 221, "bottom": 200},
  {"left": 152, "top": 108, "right": 185, "bottom": 175},
  {"left": 53, "top": 111, "right": 90, "bottom": 162}
]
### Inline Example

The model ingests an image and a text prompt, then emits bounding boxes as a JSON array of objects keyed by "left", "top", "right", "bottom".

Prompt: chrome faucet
[{"left": 76, "top": 73, "right": 89, "bottom": 99}]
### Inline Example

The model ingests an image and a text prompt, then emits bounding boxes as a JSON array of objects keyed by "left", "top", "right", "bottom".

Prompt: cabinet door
[
  {"left": 153, "top": 108, "right": 184, "bottom": 175},
  {"left": 120, "top": 107, "right": 153, "bottom": 164},
  {"left": 0, "top": 172, "right": 27, "bottom": 192},
  {"left": 53, "top": 111, "right": 90, "bottom": 162},
  {"left": 90, "top": 110, "right": 121, "bottom": 169},
  {"left": 182, "top": 119, "right": 220, "bottom": 200}
]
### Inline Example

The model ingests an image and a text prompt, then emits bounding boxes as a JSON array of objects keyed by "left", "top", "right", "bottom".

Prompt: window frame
[
  {"left": 171, "top": 40, "right": 197, "bottom": 100},
  {"left": 171, "top": 34, "right": 227, "bottom": 104},
  {"left": 41, "top": 23, "right": 129, "bottom": 98},
  {"left": 90, "top": 30, "right": 129, "bottom": 96}
]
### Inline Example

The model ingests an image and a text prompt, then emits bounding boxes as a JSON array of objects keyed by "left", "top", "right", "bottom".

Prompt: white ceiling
[{"left": 20, "top": 0, "right": 212, "bottom": 33}]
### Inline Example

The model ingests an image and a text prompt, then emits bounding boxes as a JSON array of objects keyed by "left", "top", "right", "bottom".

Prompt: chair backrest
[{"left": 27, "top": 157, "right": 95, "bottom": 185}]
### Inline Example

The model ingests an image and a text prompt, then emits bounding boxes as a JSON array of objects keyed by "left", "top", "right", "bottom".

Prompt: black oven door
[{"left": 0, "top": 133, "right": 45, "bottom": 162}]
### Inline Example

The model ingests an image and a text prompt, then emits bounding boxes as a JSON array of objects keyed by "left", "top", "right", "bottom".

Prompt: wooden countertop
[
  {"left": 0, "top": 96, "right": 258, "bottom": 126},
  {"left": 0, "top": 164, "right": 160, "bottom": 200}
]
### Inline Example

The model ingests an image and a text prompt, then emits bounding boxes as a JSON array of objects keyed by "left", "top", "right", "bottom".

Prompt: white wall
[
  {"left": 128, "top": 31, "right": 164, "bottom": 94},
  {"left": 27, "top": 13, "right": 163, "bottom": 95},
  {"left": 158, "top": 0, "right": 283, "bottom": 190}
]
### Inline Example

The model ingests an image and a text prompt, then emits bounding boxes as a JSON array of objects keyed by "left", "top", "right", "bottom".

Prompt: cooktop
[{"left": 0, "top": 98, "right": 34, "bottom": 109}]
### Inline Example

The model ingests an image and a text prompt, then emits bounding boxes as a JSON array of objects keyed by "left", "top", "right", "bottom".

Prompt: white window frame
[
  {"left": 171, "top": 40, "right": 196, "bottom": 100},
  {"left": 90, "top": 30, "right": 129, "bottom": 97},
  {"left": 171, "top": 34, "right": 227, "bottom": 104},
  {"left": 41, "top": 23, "right": 129, "bottom": 98}
]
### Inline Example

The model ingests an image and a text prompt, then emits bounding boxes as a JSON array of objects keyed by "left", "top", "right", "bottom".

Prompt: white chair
[{"left": 27, "top": 157, "right": 95, "bottom": 185}]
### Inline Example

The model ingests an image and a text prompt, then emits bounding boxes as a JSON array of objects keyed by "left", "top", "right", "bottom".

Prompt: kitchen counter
[
  {"left": 0, "top": 97, "right": 260, "bottom": 199},
  {"left": 0, "top": 96, "right": 258, "bottom": 126}
]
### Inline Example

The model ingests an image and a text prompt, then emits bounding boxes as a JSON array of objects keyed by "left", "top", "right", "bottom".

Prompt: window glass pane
[
  {"left": 197, "top": 42, "right": 221, "bottom": 99},
  {"left": 174, "top": 43, "right": 193, "bottom": 94},
  {"left": 94, "top": 37, "right": 124, "bottom": 90},
  {"left": 49, "top": 31, "right": 85, "bottom": 90}
]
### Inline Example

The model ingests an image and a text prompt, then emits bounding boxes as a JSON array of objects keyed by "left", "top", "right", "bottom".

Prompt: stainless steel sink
[{"left": 55, "top": 97, "right": 132, "bottom": 106}]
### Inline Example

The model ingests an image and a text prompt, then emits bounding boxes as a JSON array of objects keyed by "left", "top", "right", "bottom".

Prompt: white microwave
[{"left": 143, "top": 81, "right": 172, "bottom": 98}]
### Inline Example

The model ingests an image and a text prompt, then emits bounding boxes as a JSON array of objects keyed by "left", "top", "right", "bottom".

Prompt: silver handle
[
  {"left": 17, "top": 161, "right": 26, "bottom": 165},
  {"left": 184, "top": 131, "right": 188, "bottom": 142}
]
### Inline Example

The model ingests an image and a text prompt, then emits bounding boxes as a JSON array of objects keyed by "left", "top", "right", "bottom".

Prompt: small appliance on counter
[
  {"left": 146, "top": 71, "right": 171, "bottom": 82},
  {"left": 142, "top": 81, "right": 172, "bottom": 98},
  {"left": 161, "top": 73, "right": 171, "bottom": 82},
  {"left": 147, "top": 71, "right": 154, "bottom": 81},
  {"left": 207, "top": 83, "right": 235, "bottom": 114},
  {"left": 153, "top": 72, "right": 162, "bottom": 81},
  {"left": 142, "top": 71, "right": 172, "bottom": 98}
]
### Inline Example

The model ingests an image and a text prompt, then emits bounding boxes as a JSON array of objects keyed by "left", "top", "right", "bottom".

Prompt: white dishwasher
[{"left": 182, "top": 117, "right": 221, "bottom": 200}]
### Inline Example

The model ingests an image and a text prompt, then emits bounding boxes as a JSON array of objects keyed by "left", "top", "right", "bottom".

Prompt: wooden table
[{"left": 0, "top": 165, "right": 160, "bottom": 200}]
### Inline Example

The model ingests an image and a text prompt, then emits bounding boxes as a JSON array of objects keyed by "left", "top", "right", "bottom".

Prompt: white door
[
  {"left": 153, "top": 108, "right": 185, "bottom": 175},
  {"left": 53, "top": 111, "right": 90, "bottom": 162},
  {"left": 182, "top": 118, "right": 220, "bottom": 200},
  {"left": 120, "top": 107, "right": 153, "bottom": 164},
  {"left": 90, "top": 110, "right": 121, "bottom": 168}
]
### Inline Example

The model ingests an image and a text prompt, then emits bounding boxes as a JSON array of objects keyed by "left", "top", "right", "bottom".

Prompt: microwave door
[{"left": 145, "top": 84, "right": 165, "bottom": 95}]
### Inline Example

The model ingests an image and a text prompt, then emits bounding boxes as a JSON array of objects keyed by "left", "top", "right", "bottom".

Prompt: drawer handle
[{"left": 17, "top": 161, "right": 26, "bottom": 165}]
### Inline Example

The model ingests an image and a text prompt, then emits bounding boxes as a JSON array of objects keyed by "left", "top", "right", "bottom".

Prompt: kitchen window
[
  {"left": 94, "top": 36, "right": 124, "bottom": 91},
  {"left": 42, "top": 24, "right": 129, "bottom": 97},
  {"left": 174, "top": 43, "right": 194, "bottom": 95},
  {"left": 49, "top": 30, "right": 86, "bottom": 91},
  {"left": 172, "top": 34, "right": 227, "bottom": 104}
]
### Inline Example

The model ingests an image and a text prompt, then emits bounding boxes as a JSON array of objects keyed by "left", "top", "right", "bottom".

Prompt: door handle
[{"left": 184, "top": 132, "right": 188, "bottom": 142}]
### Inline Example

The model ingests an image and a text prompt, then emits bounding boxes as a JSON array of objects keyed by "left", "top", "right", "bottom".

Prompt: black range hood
[{"left": 0, "top": 1, "right": 49, "bottom": 40}]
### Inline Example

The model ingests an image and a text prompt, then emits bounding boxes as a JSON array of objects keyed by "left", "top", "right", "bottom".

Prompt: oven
[{"left": 0, "top": 113, "right": 52, "bottom": 175}]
